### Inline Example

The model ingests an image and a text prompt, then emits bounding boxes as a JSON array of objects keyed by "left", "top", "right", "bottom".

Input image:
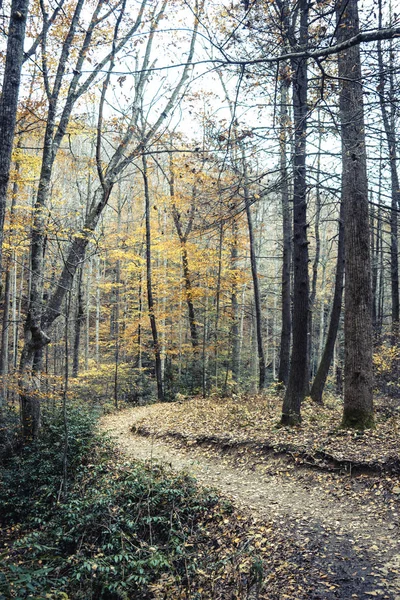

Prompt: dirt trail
[{"left": 101, "top": 407, "right": 400, "bottom": 599}]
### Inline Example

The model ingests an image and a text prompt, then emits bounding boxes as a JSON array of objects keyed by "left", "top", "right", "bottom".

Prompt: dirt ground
[{"left": 101, "top": 406, "right": 400, "bottom": 599}]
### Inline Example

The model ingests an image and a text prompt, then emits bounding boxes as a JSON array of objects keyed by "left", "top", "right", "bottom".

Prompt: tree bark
[
  {"left": 231, "top": 221, "right": 240, "bottom": 384},
  {"left": 337, "top": 0, "right": 374, "bottom": 429},
  {"left": 377, "top": 3, "right": 400, "bottom": 339},
  {"left": 142, "top": 154, "right": 164, "bottom": 402},
  {"left": 308, "top": 113, "right": 323, "bottom": 386},
  {"left": 281, "top": 0, "right": 310, "bottom": 425},
  {"left": 310, "top": 201, "right": 345, "bottom": 403},
  {"left": 0, "top": 0, "right": 30, "bottom": 278},
  {"left": 243, "top": 157, "right": 266, "bottom": 391},
  {"left": 72, "top": 264, "right": 84, "bottom": 377},
  {"left": 278, "top": 75, "right": 292, "bottom": 386},
  {"left": 170, "top": 175, "right": 198, "bottom": 349}
]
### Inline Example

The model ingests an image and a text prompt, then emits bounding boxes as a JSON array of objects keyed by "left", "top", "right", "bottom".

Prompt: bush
[
  {"left": 0, "top": 407, "right": 261, "bottom": 600},
  {"left": 0, "top": 406, "right": 99, "bottom": 525}
]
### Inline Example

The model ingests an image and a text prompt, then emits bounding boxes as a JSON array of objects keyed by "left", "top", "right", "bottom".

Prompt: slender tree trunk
[
  {"left": 372, "top": 202, "right": 383, "bottom": 339},
  {"left": 142, "top": 154, "right": 163, "bottom": 401},
  {"left": 231, "top": 221, "right": 240, "bottom": 383},
  {"left": 202, "top": 285, "right": 209, "bottom": 398},
  {"left": 95, "top": 257, "right": 101, "bottom": 365},
  {"left": 243, "top": 154, "right": 266, "bottom": 391},
  {"left": 72, "top": 264, "right": 84, "bottom": 377},
  {"left": 170, "top": 170, "right": 198, "bottom": 349},
  {"left": 214, "top": 223, "right": 224, "bottom": 385},
  {"left": 1, "top": 154, "right": 20, "bottom": 402},
  {"left": 12, "top": 254, "right": 18, "bottom": 374},
  {"left": 281, "top": 0, "right": 309, "bottom": 425},
  {"left": 337, "top": 0, "right": 374, "bottom": 428},
  {"left": 0, "top": 269, "right": 11, "bottom": 404},
  {"left": 114, "top": 263, "right": 120, "bottom": 409},
  {"left": 377, "top": 7, "right": 400, "bottom": 339},
  {"left": 137, "top": 270, "right": 143, "bottom": 404},
  {"left": 278, "top": 76, "right": 292, "bottom": 386},
  {"left": 13, "top": 254, "right": 23, "bottom": 371},
  {"left": 239, "top": 283, "right": 246, "bottom": 379},
  {"left": 308, "top": 113, "right": 323, "bottom": 387},
  {"left": 310, "top": 201, "right": 345, "bottom": 403},
  {"left": 317, "top": 230, "right": 327, "bottom": 366},
  {"left": 181, "top": 246, "right": 198, "bottom": 347},
  {"left": 114, "top": 250, "right": 121, "bottom": 409},
  {"left": 0, "top": 0, "right": 30, "bottom": 278},
  {"left": 85, "top": 259, "right": 91, "bottom": 370}
]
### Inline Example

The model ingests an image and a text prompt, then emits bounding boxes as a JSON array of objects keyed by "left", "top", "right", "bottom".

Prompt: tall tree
[
  {"left": 142, "top": 153, "right": 164, "bottom": 402},
  {"left": 310, "top": 200, "right": 345, "bottom": 403},
  {"left": 337, "top": 0, "right": 374, "bottom": 428},
  {"left": 0, "top": 0, "right": 30, "bottom": 278},
  {"left": 170, "top": 170, "right": 198, "bottom": 349},
  {"left": 281, "top": 0, "right": 310, "bottom": 424},
  {"left": 243, "top": 152, "right": 266, "bottom": 391},
  {"left": 277, "top": 72, "right": 292, "bottom": 386},
  {"left": 377, "top": 0, "right": 400, "bottom": 340},
  {"left": 19, "top": 0, "right": 200, "bottom": 437}
]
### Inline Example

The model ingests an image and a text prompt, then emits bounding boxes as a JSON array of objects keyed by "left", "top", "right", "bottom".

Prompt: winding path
[{"left": 101, "top": 406, "right": 400, "bottom": 599}]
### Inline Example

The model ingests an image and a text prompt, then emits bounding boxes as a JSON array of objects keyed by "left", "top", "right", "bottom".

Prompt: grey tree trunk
[
  {"left": 278, "top": 75, "right": 292, "bottom": 387},
  {"left": 0, "top": 268, "right": 11, "bottom": 404},
  {"left": 72, "top": 265, "right": 84, "bottom": 377},
  {"left": 310, "top": 201, "right": 345, "bottom": 404},
  {"left": 308, "top": 113, "right": 323, "bottom": 386},
  {"left": 170, "top": 171, "right": 198, "bottom": 349},
  {"left": 0, "top": 0, "right": 30, "bottom": 278},
  {"left": 377, "top": 3, "right": 400, "bottom": 339},
  {"left": 244, "top": 162, "right": 266, "bottom": 391},
  {"left": 142, "top": 154, "right": 164, "bottom": 402},
  {"left": 214, "top": 223, "right": 224, "bottom": 386},
  {"left": 231, "top": 221, "right": 240, "bottom": 384},
  {"left": 281, "top": 0, "right": 310, "bottom": 425},
  {"left": 337, "top": 0, "right": 374, "bottom": 429}
]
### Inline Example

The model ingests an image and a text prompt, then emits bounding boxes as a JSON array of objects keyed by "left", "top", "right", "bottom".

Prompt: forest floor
[{"left": 101, "top": 395, "right": 400, "bottom": 599}]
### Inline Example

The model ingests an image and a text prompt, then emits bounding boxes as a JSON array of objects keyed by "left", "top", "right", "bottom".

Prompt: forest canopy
[{"left": 0, "top": 0, "right": 399, "bottom": 435}]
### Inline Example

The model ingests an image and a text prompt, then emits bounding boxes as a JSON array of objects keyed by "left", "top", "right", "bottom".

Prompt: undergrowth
[{"left": 0, "top": 407, "right": 265, "bottom": 599}]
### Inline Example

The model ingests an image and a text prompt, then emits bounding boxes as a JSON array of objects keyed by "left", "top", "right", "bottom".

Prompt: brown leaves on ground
[
  {"left": 148, "top": 509, "right": 318, "bottom": 600},
  {"left": 103, "top": 400, "right": 400, "bottom": 599},
  {"left": 132, "top": 394, "right": 400, "bottom": 473}
]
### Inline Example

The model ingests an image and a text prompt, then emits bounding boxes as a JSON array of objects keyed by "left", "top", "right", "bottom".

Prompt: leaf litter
[{"left": 101, "top": 395, "right": 400, "bottom": 599}]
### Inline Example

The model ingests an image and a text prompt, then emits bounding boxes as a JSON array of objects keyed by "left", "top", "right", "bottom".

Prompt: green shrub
[
  {"left": 1, "top": 407, "right": 259, "bottom": 600},
  {"left": 0, "top": 406, "right": 99, "bottom": 525}
]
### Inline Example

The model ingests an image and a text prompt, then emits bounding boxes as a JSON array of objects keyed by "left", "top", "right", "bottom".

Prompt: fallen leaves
[{"left": 131, "top": 394, "right": 400, "bottom": 475}]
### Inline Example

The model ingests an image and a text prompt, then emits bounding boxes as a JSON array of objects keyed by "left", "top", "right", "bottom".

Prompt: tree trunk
[
  {"left": 308, "top": 112, "right": 323, "bottom": 386},
  {"left": 214, "top": 223, "right": 224, "bottom": 386},
  {"left": 377, "top": 5, "right": 400, "bottom": 339},
  {"left": 281, "top": 0, "right": 309, "bottom": 425},
  {"left": 114, "top": 226, "right": 121, "bottom": 409},
  {"left": 72, "top": 264, "right": 84, "bottom": 377},
  {"left": 0, "top": 0, "right": 30, "bottom": 278},
  {"left": 310, "top": 201, "right": 345, "bottom": 403},
  {"left": 278, "top": 75, "right": 291, "bottom": 386},
  {"left": 231, "top": 221, "right": 240, "bottom": 383},
  {"left": 243, "top": 154, "right": 266, "bottom": 391},
  {"left": 169, "top": 167, "right": 198, "bottom": 349},
  {"left": 337, "top": 0, "right": 374, "bottom": 429},
  {"left": 142, "top": 154, "right": 164, "bottom": 402},
  {"left": 0, "top": 268, "right": 11, "bottom": 404}
]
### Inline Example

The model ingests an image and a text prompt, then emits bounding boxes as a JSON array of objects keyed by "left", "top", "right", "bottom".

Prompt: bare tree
[
  {"left": 19, "top": 0, "right": 200, "bottom": 437},
  {"left": 281, "top": 0, "right": 310, "bottom": 425},
  {"left": 337, "top": 0, "right": 374, "bottom": 428},
  {"left": 0, "top": 0, "right": 30, "bottom": 278}
]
